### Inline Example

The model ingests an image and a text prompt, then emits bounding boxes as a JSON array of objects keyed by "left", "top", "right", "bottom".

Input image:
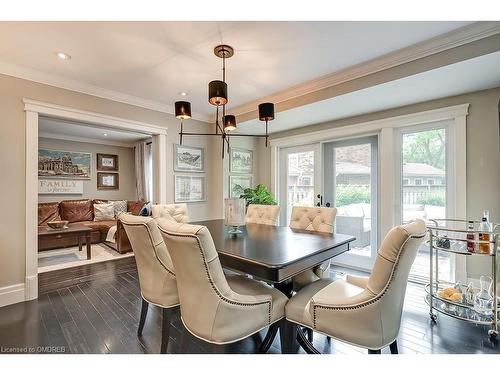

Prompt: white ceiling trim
[
  {"left": 38, "top": 131, "right": 136, "bottom": 148},
  {"left": 23, "top": 98, "right": 168, "bottom": 135},
  {"left": 227, "top": 21, "right": 500, "bottom": 119},
  {"left": 1, "top": 62, "right": 208, "bottom": 121}
]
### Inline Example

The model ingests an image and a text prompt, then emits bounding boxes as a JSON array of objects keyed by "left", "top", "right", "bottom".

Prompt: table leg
[
  {"left": 86, "top": 232, "right": 91, "bottom": 260},
  {"left": 274, "top": 281, "right": 299, "bottom": 354},
  {"left": 78, "top": 235, "right": 83, "bottom": 252}
]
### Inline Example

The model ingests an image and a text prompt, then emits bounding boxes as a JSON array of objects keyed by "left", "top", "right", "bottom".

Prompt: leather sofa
[{"left": 38, "top": 199, "right": 144, "bottom": 253}]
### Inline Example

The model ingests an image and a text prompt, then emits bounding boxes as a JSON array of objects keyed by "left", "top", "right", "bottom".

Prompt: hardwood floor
[{"left": 1, "top": 257, "right": 498, "bottom": 354}]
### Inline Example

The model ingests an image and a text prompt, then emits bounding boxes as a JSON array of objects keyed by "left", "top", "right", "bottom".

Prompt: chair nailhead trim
[
  {"left": 312, "top": 233, "right": 425, "bottom": 329},
  {"left": 121, "top": 221, "right": 176, "bottom": 276},
  {"left": 160, "top": 229, "right": 272, "bottom": 325}
]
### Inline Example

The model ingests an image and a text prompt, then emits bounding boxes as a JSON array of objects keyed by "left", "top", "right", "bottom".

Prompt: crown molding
[
  {"left": 0, "top": 61, "right": 209, "bottom": 122},
  {"left": 38, "top": 131, "right": 137, "bottom": 148},
  {"left": 228, "top": 21, "right": 500, "bottom": 120}
]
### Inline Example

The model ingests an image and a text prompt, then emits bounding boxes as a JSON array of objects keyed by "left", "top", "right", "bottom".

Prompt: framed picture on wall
[
  {"left": 38, "top": 149, "right": 91, "bottom": 179},
  {"left": 97, "top": 153, "right": 119, "bottom": 171},
  {"left": 97, "top": 172, "right": 119, "bottom": 190},
  {"left": 229, "top": 175, "right": 252, "bottom": 198},
  {"left": 174, "top": 175, "right": 206, "bottom": 203},
  {"left": 174, "top": 144, "right": 204, "bottom": 172},
  {"left": 229, "top": 147, "right": 253, "bottom": 174}
]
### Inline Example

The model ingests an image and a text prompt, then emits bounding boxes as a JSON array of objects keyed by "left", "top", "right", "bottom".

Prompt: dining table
[{"left": 194, "top": 219, "right": 356, "bottom": 353}]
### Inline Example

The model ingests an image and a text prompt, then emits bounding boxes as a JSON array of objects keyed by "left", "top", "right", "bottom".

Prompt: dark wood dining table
[{"left": 194, "top": 219, "right": 356, "bottom": 353}]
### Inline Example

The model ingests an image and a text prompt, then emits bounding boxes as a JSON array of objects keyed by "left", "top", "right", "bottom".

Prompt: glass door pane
[
  {"left": 399, "top": 126, "right": 450, "bottom": 282},
  {"left": 323, "top": 136, "right": 378, "bottom": 270},
  {"left": 279, "top": 144, "right": 320, "bottom": 225}
]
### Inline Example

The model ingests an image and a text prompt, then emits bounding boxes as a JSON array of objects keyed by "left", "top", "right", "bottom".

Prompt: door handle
[
  {"left": 325, "top": 202, "right": 331, "bottom": 208},
  {"left": 316, "top": 194, "right": 323, "bottom": 207}
]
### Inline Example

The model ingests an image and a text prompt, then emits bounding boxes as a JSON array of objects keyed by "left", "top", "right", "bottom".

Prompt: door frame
[
  {"left": 323, "top": 135, "right": 378, "bottom": 270},
  {"left": 24, "top": 99, "right": 168, "bottom": 302},
  {"left": 270, "top": 104, "right": 468, "bottom": 280}
]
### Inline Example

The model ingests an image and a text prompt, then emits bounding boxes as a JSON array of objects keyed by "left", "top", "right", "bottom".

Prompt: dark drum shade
[
  {"left": 223, "top": 115, "right": 236, "bottom": 131},
  {"left": 208, "top": 80, "right": 228, "bottom": 106},
  {"left": 175, "top": 101, "right": 192, "bottom": 120},
  {"left": 258, "top": 102, "right": 275, "bottom": 121}
]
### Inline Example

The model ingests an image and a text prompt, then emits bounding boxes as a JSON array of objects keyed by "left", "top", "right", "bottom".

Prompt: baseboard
[
  {"left": 0, "top": 283, "right": 26, "bottom": 307},
  {"left": 25, "top": 275, "right": 38, "bottom": 301}
]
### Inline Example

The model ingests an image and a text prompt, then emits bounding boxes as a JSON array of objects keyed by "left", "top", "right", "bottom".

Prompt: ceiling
[
  {"left": 0, "top": 21, "right": 473, "bottom": 119},
  {"left": 39, "top": 117, "right": 149, "bottom": 146},
  {"left": 236, "top": 50, "right": 500, "bottom": 134}
]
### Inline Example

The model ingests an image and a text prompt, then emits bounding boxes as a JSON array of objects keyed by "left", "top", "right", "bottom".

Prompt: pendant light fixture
[{"left": 175, "top": 44, "right": 275, "bottom": 158}]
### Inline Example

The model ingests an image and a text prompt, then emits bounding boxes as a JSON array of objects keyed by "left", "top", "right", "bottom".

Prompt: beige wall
[
  {"left": 263, "top": 87, "right": 500, "bottom": 278},
  {"left": 0, "top": 73, "right": 222, "bottom": 290},
  {"left": 38, "top": 137, "right": 138, "bottom": 203}
]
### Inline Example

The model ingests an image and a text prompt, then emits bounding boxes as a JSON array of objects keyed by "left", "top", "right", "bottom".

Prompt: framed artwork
[
  {"left": 38, "top": 149, "right": 91, "bottom": 179},
  {"left": 229, "top": 175, "right": 252, "bottom": 198},
  {"left": 97, "top": 153, "right": 119, "bottom": 171},
  {"left": 97, "top": 172, "right": 119, "bottom": 190},
  {"left": 174, "top": 144, "right": 204, "bottom": 172},
  {"left": 230, "top": 147, "right": 253, "bottom": 174},
  {"left": 174, "top": 175, "right": 206, "bottom": 203}
]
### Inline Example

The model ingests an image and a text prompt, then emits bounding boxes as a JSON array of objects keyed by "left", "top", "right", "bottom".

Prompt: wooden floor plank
[{"left": 1, "top": 257, "right": 499, "bottom": 354}]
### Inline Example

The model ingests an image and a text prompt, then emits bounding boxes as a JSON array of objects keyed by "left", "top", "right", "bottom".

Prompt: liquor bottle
[
  {"left": 478, "top": 217, "right": 491, "bottom": 254},
  {"left": 466, "top": 220, "right": 475, "bottom": 253}
]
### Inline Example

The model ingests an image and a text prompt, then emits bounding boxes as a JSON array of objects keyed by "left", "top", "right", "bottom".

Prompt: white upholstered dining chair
[
  {"left": 119, "top": 213, "right": 179, "bottom": 354},
  {"left": 289, "top": 206, "right": 338, "bottom": 288},
  {"left": 152, "top": 203, "right": 189, "bottom": 223},
  {"left": 285, "top": 219, "right": 426, "bottom": 354},
  {"left": 245, "top": 204, "right": 280, "bottom": 226},
  {"left": 157, "top": 218, "right": 288, "bottom": 353}
]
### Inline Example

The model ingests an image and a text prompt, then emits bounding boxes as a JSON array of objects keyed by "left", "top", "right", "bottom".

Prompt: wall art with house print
[
  {"left": 229, "top": 147, "right": 253, "bottom": 174},
  {"left": 38, "top": 149, "right": 91, "bottom": 179},
  {"left": 229, "top": 175, "right": 252, "bottom": 198},
  {"left": 174, "top": 175, "right": 206, "bottom": 203},
  {"left": 174, "top": 144, "right": 204, "bottom": 172}
]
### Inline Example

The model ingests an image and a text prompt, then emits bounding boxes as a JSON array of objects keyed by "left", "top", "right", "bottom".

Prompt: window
[
  {"left": 300, "top": 176, "right": 312, "bottom": 186},
  {"left": 403, "top": 178, "right": 409, "bottom": 186},
  {"left": 414, "top": 178, "right": 422, "bottom": 186},
  {"left": 427, "top": 179, "right": 435, "bottom": 185}
]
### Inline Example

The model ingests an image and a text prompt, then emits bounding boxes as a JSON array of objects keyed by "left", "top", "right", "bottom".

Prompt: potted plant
[{"left": 235, "top": 184, "right": 277, "bottom": 206}]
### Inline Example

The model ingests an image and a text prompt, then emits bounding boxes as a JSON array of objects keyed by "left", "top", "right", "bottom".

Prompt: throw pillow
[
  {"left": 139, "top": 201, "right": 152, "bottom": 217},
  {"left": 112, "top": 200, "right": 128, "bottom": 218},
  {"left": 94, "top": 203, "right": 115, "bottom": 221}
]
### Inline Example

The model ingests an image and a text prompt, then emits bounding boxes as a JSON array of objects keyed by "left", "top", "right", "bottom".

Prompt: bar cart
[{"left": 425, "top": 218, "right": 499, "bottom": 338}]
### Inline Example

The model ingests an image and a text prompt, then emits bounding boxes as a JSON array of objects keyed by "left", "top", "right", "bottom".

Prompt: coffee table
[{"left": 38, "top": 224, "right": 92, "bottom": 260}]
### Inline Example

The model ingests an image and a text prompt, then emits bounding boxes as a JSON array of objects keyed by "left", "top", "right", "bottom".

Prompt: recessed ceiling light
[
  {"left": 179, "top": 92, "right": 187, "bottom": 97},
  {"left": 56, "top": 52, "right": 71, "bottom": 60},
  {"left": 103, "top": 133, "right": 108, "bottom": 137}
]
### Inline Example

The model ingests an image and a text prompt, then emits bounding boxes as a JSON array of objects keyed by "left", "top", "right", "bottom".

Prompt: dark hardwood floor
[{"left": 1, "top": 257, "right": 498, "bottom": 354}]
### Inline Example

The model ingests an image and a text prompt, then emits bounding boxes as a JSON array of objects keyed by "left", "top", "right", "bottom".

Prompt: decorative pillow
[
  {"left": 112, "top": 200, "right": 128, "bottom": 218},
  {"left": 139, "top": 202, "right": 152, "bottom": 217},
  {"left": 94, "top": 203, "right": 115, "bottom": 221}
]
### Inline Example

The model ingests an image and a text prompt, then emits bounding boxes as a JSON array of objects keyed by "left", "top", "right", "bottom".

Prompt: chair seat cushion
[
  {"left": 226, "top": 275, "right": 287, "bottom": 324},
  {"left": 285, "top": 279, "right": 334, "bottom": 328}
]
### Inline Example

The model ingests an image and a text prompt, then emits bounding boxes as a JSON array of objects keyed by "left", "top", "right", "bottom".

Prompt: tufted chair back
[
  {"left": 245, "top": 204, "right": 280, "bottom": 226},
  {"left": 119, "top": 213, "right": 178, "bottom": 308},
  {"left": 289, "top": 206, "right": 337, "bottom": 233},
  {"left": 157, "top": 219, "right": 277, "bottom": 344},
  {"left": 152, "top": 203, "right": 189, "bottom": 223},
  {"left": 310, "top": 219, "right": 426, "bottom": 348}
]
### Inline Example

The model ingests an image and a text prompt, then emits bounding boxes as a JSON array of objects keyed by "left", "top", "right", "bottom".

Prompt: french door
[
  {"left": 323, "top": 136, "right": 378, "bottom": 270},
  {"left": 278, "top": 144, "right": 321, "bottom": 225}
]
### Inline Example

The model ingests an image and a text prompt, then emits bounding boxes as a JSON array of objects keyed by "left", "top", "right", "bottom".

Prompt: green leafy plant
[
  {"left": 335, "top": 185, "right": 371, "bottom": 206},
  {"left": 238, "top": 184, "right": 277, "bottom": 206},
  {"left": 416, "top": 192, "right": 445, "bottom": 206}
]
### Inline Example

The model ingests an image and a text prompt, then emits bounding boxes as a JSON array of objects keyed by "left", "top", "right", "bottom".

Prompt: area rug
[{"left": 38, "top": 244, "right": 134, "bottom": 273}]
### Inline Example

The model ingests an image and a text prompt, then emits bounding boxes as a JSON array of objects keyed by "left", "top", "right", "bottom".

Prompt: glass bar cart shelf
[{"left": 426, "top": 219, "right": 499, "bottom": 338}]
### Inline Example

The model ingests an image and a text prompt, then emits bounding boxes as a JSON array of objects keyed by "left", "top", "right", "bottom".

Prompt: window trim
[{"left": 270, "top": 103, "right": 468, "bottom": 281}]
